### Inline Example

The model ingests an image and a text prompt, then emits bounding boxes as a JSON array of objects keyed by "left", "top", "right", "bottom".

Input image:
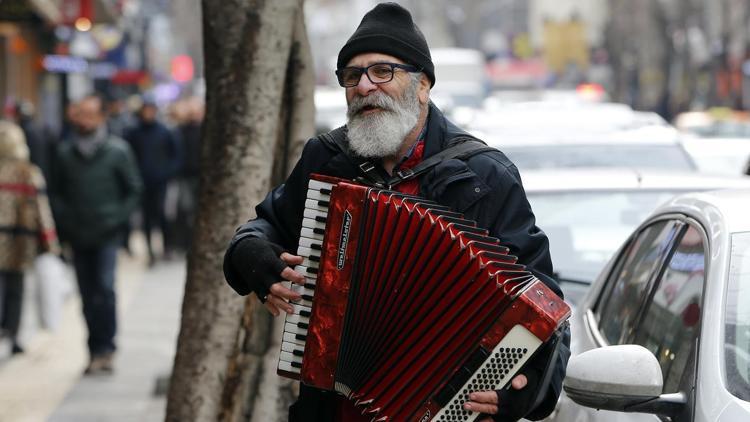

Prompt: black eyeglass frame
[{"left": 335, "top": 62, "right": 422, "bottom": 88}]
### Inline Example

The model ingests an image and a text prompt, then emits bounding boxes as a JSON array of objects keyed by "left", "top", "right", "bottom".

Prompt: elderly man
[
  {"left": 223, "top": 3, "right": 569, "bottom": 421},
  {"left": 50, "top": 94, "right": 142, "bottom": 375}
]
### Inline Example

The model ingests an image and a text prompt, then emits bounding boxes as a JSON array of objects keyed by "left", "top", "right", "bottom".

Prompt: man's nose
[{"left": 355, "top": 72, "right": 378, "bottom": 96}]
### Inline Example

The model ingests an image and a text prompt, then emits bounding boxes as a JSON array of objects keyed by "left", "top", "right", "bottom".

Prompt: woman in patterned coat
[{"left": 0, "top": 120, "right": 59, "bottom": 354}]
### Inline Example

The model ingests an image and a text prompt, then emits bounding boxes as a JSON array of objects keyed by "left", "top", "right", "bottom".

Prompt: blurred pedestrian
[
  {"left": 174, "top": 97, "right": 204, "bottom": 253},
  {"left": 0, "top": 120, "right": 59, "bottom": 355},
  {"left": 11, "top": 100, "right": 57, "bottom": 183},
  {"left": 106, "top": 96, "right": 135, "bottom": 139},
  {"left": 49, "top": 95, "right": 142, "bottom": 375},
  {"left": 125, "top": 99, "right": 181, "bottom": 265}
]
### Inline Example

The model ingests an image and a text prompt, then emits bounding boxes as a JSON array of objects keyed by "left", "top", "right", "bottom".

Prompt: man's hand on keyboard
[{"left": 265, "top": 253, "right": 305, "bottom": 316}]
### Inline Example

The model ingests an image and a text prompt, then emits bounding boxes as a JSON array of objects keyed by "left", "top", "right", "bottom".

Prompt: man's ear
[{"left": 418, "top": 75, "right": 430, "bottom": 105}]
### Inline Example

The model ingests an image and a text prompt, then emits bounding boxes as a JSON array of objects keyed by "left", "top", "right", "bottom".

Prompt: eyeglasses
[{"left": 335, "top": 62, "right": 422, "bottom": 88}]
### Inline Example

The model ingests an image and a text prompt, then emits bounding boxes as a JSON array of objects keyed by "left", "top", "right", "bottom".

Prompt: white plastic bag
[{"left": 33, "top": 253, "right": 73, "bottom": 331}]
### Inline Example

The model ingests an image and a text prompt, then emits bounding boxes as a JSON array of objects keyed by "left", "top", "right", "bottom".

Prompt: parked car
[
  {"left": 429, "top": 47, "right": 489, "bottom": 112},
  {"left": 523, "top": 169, "right": 750, "bottom": 305},
  {"left": 552, "top": 188, "right": 750, "bottom": 422},
  {"left": 470, "top": 103, "right": 698, "bottom": 173},
  {"left": 674, "top": 108, "right": 750, "bottom": 176}
]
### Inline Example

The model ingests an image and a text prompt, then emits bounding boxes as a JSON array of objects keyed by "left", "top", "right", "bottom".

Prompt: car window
[
  {"left": 528, "top": 190, "right": 688, "bottom": 287},
  {"left": 632, "top": 224, "right": 706, "bottom": 393},
  {"left": 596, "top": 219, "right": 684, "bottom": 345},
  {"left": 725, "top": 232, "right": 750, "bottom": 401}
]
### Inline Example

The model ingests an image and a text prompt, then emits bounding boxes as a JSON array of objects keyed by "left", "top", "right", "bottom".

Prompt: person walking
[
  {"left": 125, "top": 99, "right": 181, "bottom": 265},
  {"left": 223, "top": 3, "right": 569, "bottom": 421},
  {"left": 49, "top": 95, "right": 142, "bottom": 374},
  {"left": 0, "top": 120, "right": 59, "bottom": 355}
]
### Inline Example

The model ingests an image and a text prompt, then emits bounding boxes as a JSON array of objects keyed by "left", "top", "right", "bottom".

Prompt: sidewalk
[{"left": 0, "top": 245, "right": 185, "bottom": 422}]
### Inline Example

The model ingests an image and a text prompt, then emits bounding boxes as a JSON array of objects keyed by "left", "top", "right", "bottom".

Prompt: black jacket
[{"left": 224, "top": 103, "right": 570, "bottom": 421}]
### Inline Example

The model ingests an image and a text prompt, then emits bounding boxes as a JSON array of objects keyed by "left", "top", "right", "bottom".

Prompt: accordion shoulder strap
[
  {"left": 317, "top": 127, "right": 496, "bottom": 188},
  {"left": 388, "top": 136, "right": 495, "bottom": 186}
]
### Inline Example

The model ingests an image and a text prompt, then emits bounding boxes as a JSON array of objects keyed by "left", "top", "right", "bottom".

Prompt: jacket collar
[{"left": 422, "top": 101, "right": 477, "bottom": 159}]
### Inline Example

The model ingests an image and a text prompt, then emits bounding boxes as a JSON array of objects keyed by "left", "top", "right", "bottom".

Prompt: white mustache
[{"left": 347, "top": 92, "right": 396, "bottom": 117}]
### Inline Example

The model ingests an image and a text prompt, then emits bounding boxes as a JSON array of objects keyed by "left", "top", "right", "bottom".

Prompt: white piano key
[
  {"left": 296, "top": 246, "right": 320, "bottom": 260},
  {"left": 303, "top": 208, "right": 328, "bottom": 221},
  {"left": 278, "top": 360, "right": 300, "bottom": 374},
  {"left": 292, "top": 265, "right": 319, "bottom": 278},
  {"left": 283, "top": 331, "right": 307, "bottom": 345},
  {"left": 290, "top": 283, "right": 315, "bottom": 296},
  {"left": 281, "top": 341, "right": 305, "bottom": 354},
  {"left": 298, "top": 237, "right": 322, "bottom": 250},
  {"left": 305, "top": 199, "right": 330, "bottom": 212},
  {"left": 285, "top": 322, "right": 308, "bottom": 334},
  {"left": 292, "top": 303, "right": 312, "bottom": 316},
  {"left": 300, "top": 227, "right": 324, "bottom": 241},
  {"left": 279, "top": 352, "right": 302, "bottom": 363},
  {"left": 306, "top": 188, "right": 331, "bottom": 201},
  {"left": 286, "top": 313, "right": 310, "bottom": 326},
  {"left": 280, "top": 351, "right": 304, "bottom": 364},
  {"left": 308, "top": 179, "right": 335, "bottom": 191},
  {"left": 302, "top": 217, "right": 326, "bottom": 231},
  {"left": 301, "top": 257, "right": 319, "bottom": 269}
]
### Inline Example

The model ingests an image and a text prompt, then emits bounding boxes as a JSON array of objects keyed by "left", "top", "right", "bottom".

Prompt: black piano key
[
  {"left": 300, "top": 309, "right": 311, "bottom": 317},
  {"left": 314, "top": 216, "right": 327, "bottom": 223},
  {"left": 301, "top": 294, "right": 314, "bottom": 302},
  {"left": 291, "top": 361, "right": 302, "bottom": 368},
  {"left": 313, "top": 228, "right": 325, "bottom": 235},
  {"left": 311, "top": 243, "right": 322, "bottom": 251},
  {"left": 317, "top": 200, "right": 330, "bottom": 207},
  {"left": 304, "top": 283, "right": 316, "bottom": 289},
  {"left": 320, "top": 188, "right": 332, "bottom": 195},
  {"left": 292, "top": 349, "right": 304, "bottom": 357},
  {"left": 309, "top": 255, "right": 320, "bottom": 262},
  {"left": 297, "top": 322, "right": 309, "bottom": 329},
  {"left": 295, "top": 334, "right": 307, "bottom": 341},
  {"left": 306, "top": 267, "right": 318, "bottom": 275}
]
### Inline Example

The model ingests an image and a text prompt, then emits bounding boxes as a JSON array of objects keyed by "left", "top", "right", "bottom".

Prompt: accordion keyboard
[{"left": 278, "top": 178, "right": 335, "bottom": 376}]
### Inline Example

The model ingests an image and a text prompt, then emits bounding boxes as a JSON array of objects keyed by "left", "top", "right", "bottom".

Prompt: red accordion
[{"left": 278, "top": 174, "right": 570, "bottom": 421}]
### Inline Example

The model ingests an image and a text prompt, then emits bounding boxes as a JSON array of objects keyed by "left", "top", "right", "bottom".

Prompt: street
[{"left": 0, "top": 244, "right": 184, "bottom": 422}]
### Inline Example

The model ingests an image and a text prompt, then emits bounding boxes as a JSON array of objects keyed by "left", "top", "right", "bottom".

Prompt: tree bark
[{"left": 166, "top": 1, "right": 313, "bottom": 421}]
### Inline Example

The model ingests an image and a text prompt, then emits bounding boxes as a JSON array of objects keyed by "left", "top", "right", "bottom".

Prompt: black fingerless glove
[
  {"left": 226, "top": 237, "right": 288, "bottom": 301},
  {"left": 490, "top": 367, "right": 542, "bottom": 422}
]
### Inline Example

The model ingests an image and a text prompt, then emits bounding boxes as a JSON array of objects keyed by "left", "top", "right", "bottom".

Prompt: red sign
[
  {"left": 171, "top": 55, "right": 194, "bottom": 83},
  {"left": 60, "top": 0, "right": 93, "bottom": 25}
]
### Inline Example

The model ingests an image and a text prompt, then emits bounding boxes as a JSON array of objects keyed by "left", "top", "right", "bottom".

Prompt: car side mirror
[{"left": 564, "top": 345, "right": 686, "bottom": 417}]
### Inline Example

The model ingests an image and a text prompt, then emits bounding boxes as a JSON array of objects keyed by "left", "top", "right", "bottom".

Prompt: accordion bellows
[{"left": 278, "top": 174, "right": 570, "bottom": 422}]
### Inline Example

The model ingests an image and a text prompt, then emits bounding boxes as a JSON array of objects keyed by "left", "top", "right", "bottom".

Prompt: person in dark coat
[
  {"left": 223, "top": 3, "right": 569, "bottom": 421},
  {"left": 49, "top": 95, "right": 142, "bottom": 374},
  {"left": 125, "top": 100, "right": 181, "bottom": 264},
  {"left": 12, "top": 100, "right": 57, "bottom": 183}
]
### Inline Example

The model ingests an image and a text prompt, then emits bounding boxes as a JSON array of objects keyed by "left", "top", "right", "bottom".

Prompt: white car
[
  {"left": 522, "top": 169, "right": 750, "bottom": 305},
  {"left": 470, "top": 103, "right": 698, "bottom": 173},
  {"left": 553, "top": 188, "right": 750, "bottom": 422}
]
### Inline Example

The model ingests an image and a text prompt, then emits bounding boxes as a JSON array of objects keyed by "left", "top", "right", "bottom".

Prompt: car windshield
[
  {"left": 528, "top": 190, "right": 686, "bottom": 286},
  {"left": 724, "top": 231, "right": 750, "bottom": 402},
  {"left": 503, "top": 145, "right": 696, "bottom": 172}
]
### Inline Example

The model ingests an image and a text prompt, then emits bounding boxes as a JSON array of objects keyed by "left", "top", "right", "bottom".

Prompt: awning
[{"left": 28, "top": 0, "right": 118, "bottom": 25}]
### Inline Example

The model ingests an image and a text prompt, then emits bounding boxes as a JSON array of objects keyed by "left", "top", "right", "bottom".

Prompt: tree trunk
[{"left": 166, "top": 1, "right": 313, "bottom": 421}]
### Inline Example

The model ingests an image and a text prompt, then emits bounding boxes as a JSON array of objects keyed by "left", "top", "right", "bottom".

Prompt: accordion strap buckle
[
  {"left": 396, "top": 168, "right": 414, "bottom": 180},
  {"left": 359, "top": 162, "right": 376, "bottom": 173}
]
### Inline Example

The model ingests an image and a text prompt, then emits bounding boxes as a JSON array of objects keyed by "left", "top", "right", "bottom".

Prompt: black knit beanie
[{"left": 337, "top": 2, "right": 435, "bottom": 87}]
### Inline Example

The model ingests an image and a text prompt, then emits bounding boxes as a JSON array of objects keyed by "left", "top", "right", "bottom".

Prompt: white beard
[{"left": 346, "top": 80, "right": 421, "bottom": 158}]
